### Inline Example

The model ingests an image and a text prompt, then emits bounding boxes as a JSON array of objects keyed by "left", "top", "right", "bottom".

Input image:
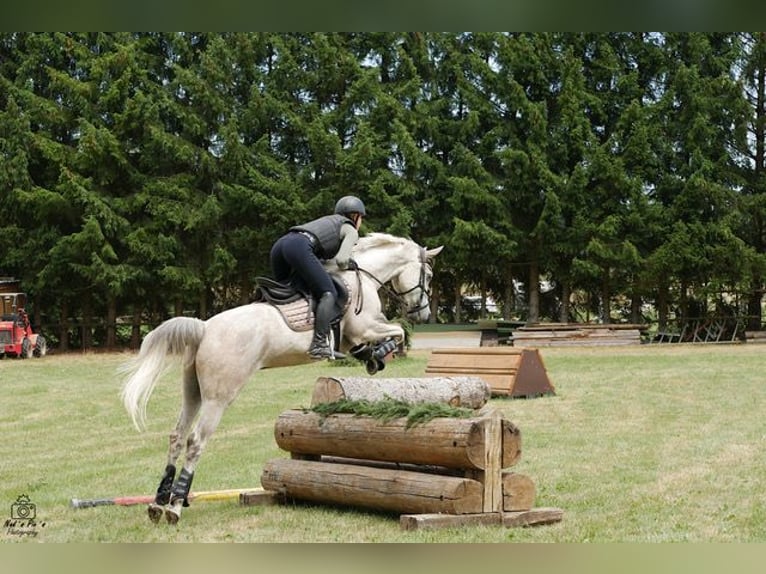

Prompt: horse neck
[{"left": 357, "top": 244, "right": 410, "bottom": 283}]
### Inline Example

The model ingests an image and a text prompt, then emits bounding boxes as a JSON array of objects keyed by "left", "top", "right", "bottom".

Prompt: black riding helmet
[{"left": 334, "top": 195, "right": 366, "bottom": 217}]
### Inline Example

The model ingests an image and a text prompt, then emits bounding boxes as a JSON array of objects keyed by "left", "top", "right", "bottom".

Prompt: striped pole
[{"left": 70, "top": 488, "right": 263, "bottom": 509}]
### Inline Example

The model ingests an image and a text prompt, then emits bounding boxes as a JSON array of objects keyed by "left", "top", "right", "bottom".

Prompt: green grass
[{"left": 1, "top": 343, "right": 765, "bottom": 542}]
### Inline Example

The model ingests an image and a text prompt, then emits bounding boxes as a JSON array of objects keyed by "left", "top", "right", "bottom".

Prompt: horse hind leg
[
  {"left": 147, "top": 441, "right": 183, "bottom": 524},
  {"left": 164, "top": 399, "right": 227, "bottom": 525},
  {"left": 148, "top": 360, "right": 201, "bottom": 524}
]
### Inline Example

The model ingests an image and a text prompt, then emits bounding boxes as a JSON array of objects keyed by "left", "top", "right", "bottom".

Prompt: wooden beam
[{"left": 399, "top": 507, "right": 563, "bottom": 531}]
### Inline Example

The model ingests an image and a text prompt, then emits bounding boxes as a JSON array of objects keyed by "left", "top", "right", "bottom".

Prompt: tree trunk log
[
  {"left": 261, "top": 458, "right": 484, "bottom": 515},
  {"left": 274, "top": 409, "right": 521, "bottom": 470},
  {"left": 310, "top": 375, "right": 491, "bottom": 408}
]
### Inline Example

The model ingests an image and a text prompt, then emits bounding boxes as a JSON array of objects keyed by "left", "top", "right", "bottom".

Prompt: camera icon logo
[{"left": 11, "top": 494, "right": 36, "bottom": 520}]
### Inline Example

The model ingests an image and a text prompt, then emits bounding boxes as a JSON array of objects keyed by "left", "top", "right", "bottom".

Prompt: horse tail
[{"left": 119, "top": 317, "right": 206, "bottom": 431}]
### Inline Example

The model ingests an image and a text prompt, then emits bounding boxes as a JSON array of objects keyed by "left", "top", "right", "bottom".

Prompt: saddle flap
[{"left": 254, "top": 276, "right": 305, "bottom": 305}]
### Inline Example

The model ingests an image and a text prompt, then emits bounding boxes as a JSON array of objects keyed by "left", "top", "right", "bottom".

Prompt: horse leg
[
  {"left": 148, "top": 356, "right": 201, "bottom": 523},
  {"left": 147, "top": 434, "right": 185, "bottom": 524},
  {"left": 164, "top": 399, "right": 227, "bottom": 524}
]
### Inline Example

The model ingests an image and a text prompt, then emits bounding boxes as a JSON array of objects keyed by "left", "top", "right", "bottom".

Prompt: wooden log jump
[
  {"left": 310, "top": 375, "right": 491, "bottom": 408},
  {"left": 250, "top": 376, "right": 563, "bottom": 530},
  {"left": 424, "top": 347, "right": 555, "bottom": 398}
]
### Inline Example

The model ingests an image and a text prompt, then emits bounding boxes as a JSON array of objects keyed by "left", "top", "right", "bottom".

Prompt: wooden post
[{"left": 481, "top": 409, "right": 503, "bottom": 513}]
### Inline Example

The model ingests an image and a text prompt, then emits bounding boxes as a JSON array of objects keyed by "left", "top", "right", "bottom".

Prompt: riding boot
[{"left": 308, "top": 292, "right": 336, "bottom": 360}]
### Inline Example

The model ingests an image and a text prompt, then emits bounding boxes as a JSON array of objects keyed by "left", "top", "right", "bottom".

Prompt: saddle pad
[
  {"left": 275, "top": 299, "right": 314, "bottom": 332},
  {"left": 264, "top": 276, "right": 351, "bottom": 333}
]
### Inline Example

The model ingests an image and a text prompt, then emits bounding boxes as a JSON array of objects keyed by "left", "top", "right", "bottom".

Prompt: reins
[{"left": 351, "top": 247, "right": 431, "bottom": 317}]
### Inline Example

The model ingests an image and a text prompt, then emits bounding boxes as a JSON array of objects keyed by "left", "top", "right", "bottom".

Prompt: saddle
[{"left": 253, "top": 275, "right": 350, "bottom": 333}]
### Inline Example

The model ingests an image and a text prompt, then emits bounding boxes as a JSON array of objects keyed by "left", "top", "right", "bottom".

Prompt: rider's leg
[{"left": 309, "top": 292, "right": 336, "bottom": 359}]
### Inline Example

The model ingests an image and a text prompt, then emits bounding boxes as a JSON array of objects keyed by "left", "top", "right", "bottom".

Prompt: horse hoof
[
  {"left": 365, "top": 360, "right": 378, "bottom": 375},
  {"left": 147, "top": 503, "right": 164, "bottom": 524},
  {"left": 164, "top": 505, "right": 181, "bottom": 525}
]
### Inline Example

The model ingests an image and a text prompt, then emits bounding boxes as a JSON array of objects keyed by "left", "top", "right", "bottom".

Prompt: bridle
[{"left": 353, "top": 247, "right": 432, "bottom": 317}]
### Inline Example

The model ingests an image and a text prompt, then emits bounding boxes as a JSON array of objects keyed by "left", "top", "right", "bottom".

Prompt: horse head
[{"left": 353, "top": 233, "right": 443, "bottom": 323}]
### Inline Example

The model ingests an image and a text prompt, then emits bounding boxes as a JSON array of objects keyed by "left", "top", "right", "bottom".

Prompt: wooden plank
[
  {"left": 238, "top": 489, "right": 283, "bottom": 506},
  {"left": 311, "top": 375, "right": 490, "bottom": 408},
  {"left": 399, "top": 507, "right": 563, "bottom": 530},
  {"left": 521, "top": 322, "right": 644, "bottom": 331},
  {"left": 273, "top": 409, "right": 521, "bottom": 470},
  {"left": 511, "top": 324, "right": 642, "bottom": 348},
  {"left": 502, "top": 507, "right": 564, "bottom": 527},
  {"left": 261, "top": 458, "right": 484, "bottom": 515},
  {"left": 400, "top": 512, "right": 501, "bottom": 530}
]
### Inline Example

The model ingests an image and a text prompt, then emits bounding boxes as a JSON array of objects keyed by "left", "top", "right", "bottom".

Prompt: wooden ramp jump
[{"left": 424, "top": 347, "right": 555, "bottom": 398}]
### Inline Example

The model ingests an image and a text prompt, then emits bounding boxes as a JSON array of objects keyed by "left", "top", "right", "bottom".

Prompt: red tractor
[{"left": 0, "top": 290, "right": 47, "bottom": 359}]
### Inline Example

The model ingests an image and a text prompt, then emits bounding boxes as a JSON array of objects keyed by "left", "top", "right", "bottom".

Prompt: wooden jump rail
[{"left": 242, "top": 376, "right": 563, "bottom": 531}]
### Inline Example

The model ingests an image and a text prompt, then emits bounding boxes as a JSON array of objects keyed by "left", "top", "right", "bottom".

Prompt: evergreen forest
[{"left": 2, "top": 32, "right": 766, "bottom": 349}]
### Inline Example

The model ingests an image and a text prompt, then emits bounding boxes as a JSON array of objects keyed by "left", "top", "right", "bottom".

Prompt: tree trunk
[
  {"left": 748, "top": 276, "right": 763, "bottom": 331},
  {"left": 429, "top": 282, "right": 440, "bottom": 324},
  {"left": 82, "top": 294, "right": 92, "bottom": 350},
  {"left": 559, "top": 280, "right": 570, "bottom": 323},
  {"left": 106, "top": 295, "right": 117, "bottom": 349},
  {"left": 503, "top": 265, "right": 514, "bottom": 321},
  {"left": 59, "top": 301, "right": 69, "bottom": 352},
  {"left": 131, "top": 305, "right": 142, "bottom": 350},
  {"left": 657, "top": 282, "right": 669, "bottom": 331},
  {"left": 527, "top": 261, "right": 540, "bottom": 324},
  {"left": 454, "top": 283, "right": 462, "bottom": 323},
  {"left": 600, "top": 268, "right": 611, "bottom": 323}
]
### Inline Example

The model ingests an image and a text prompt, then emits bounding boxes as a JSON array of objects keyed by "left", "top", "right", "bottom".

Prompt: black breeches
[{"left": 270, "top": 233, "right": 337, "bottom": 299}]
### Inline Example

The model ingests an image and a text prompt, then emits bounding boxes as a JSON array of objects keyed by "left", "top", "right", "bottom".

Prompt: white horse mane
[{"left": 355, "top": 232, "right": 414, "bottom": 253}]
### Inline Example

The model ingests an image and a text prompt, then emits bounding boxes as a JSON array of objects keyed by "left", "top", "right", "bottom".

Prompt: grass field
[{"left": 1, "top": 342, "right": 765, "bottom": 542}]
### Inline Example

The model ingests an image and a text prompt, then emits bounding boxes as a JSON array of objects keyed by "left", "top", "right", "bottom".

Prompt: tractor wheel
[
  {"left": 34, "top": 336, "right": 47, "bottom": 358},
  {"left": 21, "top": 337, "right": 33, "bottom": 359}
]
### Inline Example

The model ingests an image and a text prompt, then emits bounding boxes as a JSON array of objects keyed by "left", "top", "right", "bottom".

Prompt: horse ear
[{"left": 426, "top": 245, "right": 444, "bottom": 259}]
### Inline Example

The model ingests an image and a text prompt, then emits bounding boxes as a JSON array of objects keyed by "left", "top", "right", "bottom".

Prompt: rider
[{"left": 270, "top": 195, "right": 365, "bottom": 360}]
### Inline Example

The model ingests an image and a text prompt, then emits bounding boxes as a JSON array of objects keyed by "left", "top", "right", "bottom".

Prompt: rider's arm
[{"left": 335, "top": 224, "right": 359, "bottom": 270}]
